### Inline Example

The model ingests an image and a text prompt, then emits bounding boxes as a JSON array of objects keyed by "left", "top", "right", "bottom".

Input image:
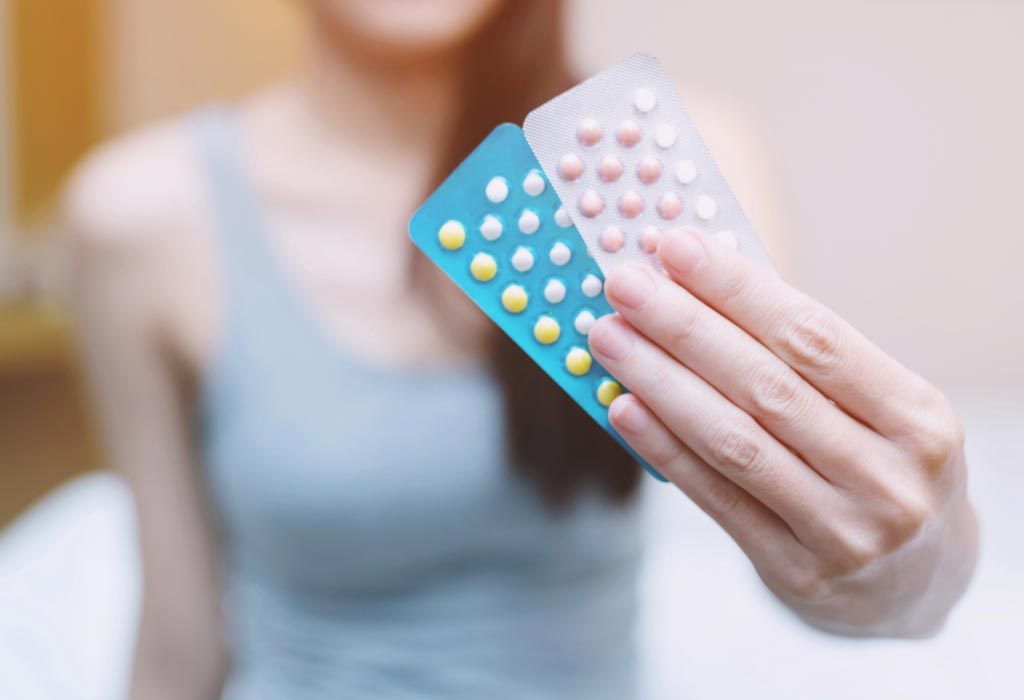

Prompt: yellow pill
[
  {"left": 533, "top": 315, "right": 561, "bottom": 345},
  {"left": 565, "top": 347, "right": 592, "bottom": 376},
  {"left": 501, "top": 284, "right": 528, "bottom": 313},
  {"left": 438, "top": 219, "right": 466, "bottom": 250},
  {"left": 596, "top": 379, "right": 623, "bottom": 407},
  {"left": 470, "top": 252, "right": 497, "bottom": 281}
]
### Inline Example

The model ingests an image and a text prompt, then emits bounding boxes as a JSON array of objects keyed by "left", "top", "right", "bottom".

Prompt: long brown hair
[{"left": 420, "top": 0, "right": 641, "bottom": 508}]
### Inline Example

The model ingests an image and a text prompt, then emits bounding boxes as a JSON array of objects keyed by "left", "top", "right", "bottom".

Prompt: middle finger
[{"left": 603, "top": 262, "right": 891, "bottom": 486}]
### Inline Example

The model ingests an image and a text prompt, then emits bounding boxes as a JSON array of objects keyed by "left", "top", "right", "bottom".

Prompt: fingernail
[
  {"left": 606, "top": 264, "right": 656, "bottom": 311},
  {"left": 610, "top": 396, "right": 650, "bottom": 434},
  {"left": 660, "top": 227, "right": 708, "bottom": 274},
  {"left": 589, "top": 316, "right": 635, "bottom": 362}
]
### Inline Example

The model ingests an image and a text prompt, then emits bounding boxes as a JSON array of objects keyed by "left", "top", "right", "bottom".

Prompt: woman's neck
[{"left": 296, "top": 17, "right": 460, "bottom": 159}]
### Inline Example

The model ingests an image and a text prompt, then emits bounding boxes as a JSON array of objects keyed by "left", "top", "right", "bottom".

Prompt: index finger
[{"left": 656, "top": 226, "right": 935, "bottom": 438}]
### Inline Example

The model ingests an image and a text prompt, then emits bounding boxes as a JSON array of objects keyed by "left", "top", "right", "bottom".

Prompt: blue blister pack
[{"left": 409, "top": 123, "right": 665, "bottom": 482}]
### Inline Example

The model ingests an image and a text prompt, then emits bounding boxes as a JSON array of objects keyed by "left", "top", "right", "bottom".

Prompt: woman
[{"left": 66, "top": 0, "right": 978, "bottom": 697}]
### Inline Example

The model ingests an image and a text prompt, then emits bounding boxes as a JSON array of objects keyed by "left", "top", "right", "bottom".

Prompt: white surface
[
  {"left": 0, "top": 397, "right": 1020, "bottom": 699},
  {"left": 637, "top": 395, "right": 1024, "bottom": 699}
]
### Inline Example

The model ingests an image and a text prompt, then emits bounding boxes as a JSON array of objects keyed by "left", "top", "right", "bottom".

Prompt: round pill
[
  {"left": 479, "top": 214, "right": 502, "bottom": 241},
  {"left": 581, "top": 274, "right": 603, "bottom": 298},
  {"left": 657, "top": 192, "right": 683, "bottom": 220},
  {"left": 554, "top": 206, "right": 573, "bottom": 228},
  {"left": 565, "top": 347, "right": 593, "bottom": 376},
  {"left": 636, "top": 157, "right": 662, "bottom": 184},
  {"left": 501, "top": 284, "right": 528, "bottom": 313},
  {"left": 639, "top": 226, "right": 661, "bottom": 254},
  {"left": 469, "top": 252, "right": 497, "bottom": 281},
  {"left": 597, "top": 154, "right": 623, "bottom": 182},
  {"left": 549, "top": 241, "right": 572, "bottom": 266},
  {"left": 511, "top": 246, "right": 534, "bottom": 272},
  {"left": 655, "top": 124, "right": 677, "bottom": 149},
  {"left": 715, "top": 230, "right": 740, "bottom": 250},
  {"left": 558, "top": 154, "right": 585, "bottom": 181},
  {"left": 438, "top": 220, "right": 465, "bottom": 250},
  {"left": 519, "top": 209, "right": 540, "bottom": 234},
  {"left": 600, "top": 225, "right": 625, "bottom": 253},
  {"left": 696, "top": 194, "right": 718, "bottom": 221},
  {"left": 618, "top": 190, "right": 644, "bottom": 218},
  {"left": 522, "top": 170, "right": 546, "bottom": 196},
  {"left": 574, "top": 309, "right": 597, "bottom": 335},
  {"left": 634, "top": 87, "right": 657, "bottom": 113},
  {"left": 486, "top": 176, "right": 509, "bottom": 203},
  {"left": 675, "top": 159, "right": 698, "bottom": 185},
  {"left": 544, "top": 278, "right": 567, "bottom": 304},
  {"left": 596, "top": 378, "right": 623, "bottom": 407},
  {"left": 616, "top": 120, "right": 642, "bottom": 148},
  {"left": 577, "top": 118, "right": 603, "bottom": 146},
  {"left": 533, "top": 316, "right": 561, "bottom": 345},
  {"left": 578, "top": 190, "right": 605, "bottom": 218}
]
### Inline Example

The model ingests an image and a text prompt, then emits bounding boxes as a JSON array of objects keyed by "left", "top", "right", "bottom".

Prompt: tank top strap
[{"left": 190, "top": 105, "right": 292, "bottom": 320}]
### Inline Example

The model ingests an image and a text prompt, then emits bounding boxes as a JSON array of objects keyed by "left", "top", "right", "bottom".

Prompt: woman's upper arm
[{"left": 64, "top": 138, "right": 228, "bottom": 698}]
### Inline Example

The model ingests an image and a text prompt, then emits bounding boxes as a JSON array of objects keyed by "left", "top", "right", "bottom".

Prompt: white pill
[
  {"left": 581, "top": 274, "right": 603, "bottom": 298},
  {"left": 634, "top": 87, "right": 657, "bottom": 114},
  {"left": 511, "top": 246, "right": 535, "bottom": 272},
  {"left": 575, "top": 310, "right": 597, "bottom": 335},
  {"left": 549, "top": 242, "right": 572, "bottom": 266},
  {"left": 523, "top": 170, "right": 546, "bottom": 196},
  {"left": 696, "top": 194, "right": 718, "bottom": 221},
  {"left": 544, "top": 278, "right": 567, "bottom": 304},
  {"left": 655, "top": 124, "right": 677, "bottom": 149},
  {"left": 554, "top": 206, "right": 573, "bottom": 228},
  {"left": 519, "top": 209, "right": 540, "bottom": 234},
  {"left": 715, "top": 230, "right": 740, "bottom": 250},
  {"left": 486, "top": 176, "right": 509, "bottom": 203},
  {"left": 479, "top": 214, "right": 503, "bottom": 241},
  {"left": 675, "top": 159, "right": 698, "bottom": 185}
]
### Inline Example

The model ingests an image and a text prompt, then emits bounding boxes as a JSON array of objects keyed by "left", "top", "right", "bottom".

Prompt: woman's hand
[{"left": 590, "top": 226, "right": 978, "bottom": 637}]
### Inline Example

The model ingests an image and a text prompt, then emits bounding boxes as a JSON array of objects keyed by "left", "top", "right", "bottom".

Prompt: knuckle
[
  {"left": 647, "top": 437, "right": 686, "bottom": 473},
  {"left": 783, "top": 305, "right": 843, "bottom": 374},
  {"left": 748, "top": 365, "right": 805, "bottom": 423},
  {"left": 777, "top": 567, "right": 833, "bottom": 602},
  {"left": 706, "top": 421, "right": 764, "bottom": 475},
  {"left": 663, "top": 299, "right": 702, "bottom": 349},
  {"left": 714, "top": 268, "right": 751, "bottom": 307},
  {"left": 702, "top": 478, "right": 745, "bottom": 519},
  {"left": 882, "top": 493, "right": 933, "bottom": 549},
  {"left": 830, "top": 532, "right": 883, "bottom": 576},
  {"left": 906, "top": 391, "right": 964, "bottom": 472}
]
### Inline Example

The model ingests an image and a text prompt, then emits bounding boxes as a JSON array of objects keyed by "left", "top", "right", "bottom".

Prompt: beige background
[
  {"left": 92, "top": 0, "right": 1023, "bottom": 399},
  {"left": 573, "top": 0, "right": 1024, "bottom": 398}
]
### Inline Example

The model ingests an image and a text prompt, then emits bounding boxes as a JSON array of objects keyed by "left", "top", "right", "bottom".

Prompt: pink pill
[
  {"left": 600, "top": 225, "right": 626, "bottom": 253},
  {"left": 578, "top": 190, "right": 605, "bottom": 218},
  {"left": 636, "top": 156, "right": 662, "bottom": 185},
  {"left": 616, "top": 120, "right": 642, "bottom": 148},
  {"left": 577, "top": 118, "right": 603, "bottom": 146},
  {"left": 618, "top": 190, "right": 644, "bottom": 218},
  {"left": 597, "top": 154, "right": 623, "bottom": 182},
  {"left": 657, "top": 192, "right": 683, "bottom": 220},
  {"left": 639, "top": 226, "right": 661, "bottom": 253},
  {"left": 558, "top": 153, "right": 584, "bottom": 181}
]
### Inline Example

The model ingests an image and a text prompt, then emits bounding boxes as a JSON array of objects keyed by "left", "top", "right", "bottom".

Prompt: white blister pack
[{"left": 524, "top": 52, "right": 774, "bottom": 275}]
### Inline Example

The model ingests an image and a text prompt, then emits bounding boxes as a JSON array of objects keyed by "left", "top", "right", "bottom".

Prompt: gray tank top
[{"left": 192, "top": 108, "right": 642, "bottom": 699}]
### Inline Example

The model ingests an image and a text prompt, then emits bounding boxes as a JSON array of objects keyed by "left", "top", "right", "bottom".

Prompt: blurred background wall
[{"left": 1, "top": 0, "right": 1021, "bottom": 526}]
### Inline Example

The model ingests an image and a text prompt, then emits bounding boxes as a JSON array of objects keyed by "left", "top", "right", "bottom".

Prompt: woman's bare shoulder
[{"left": 63, "top": 113, "right": 208, "bottom": 259}]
